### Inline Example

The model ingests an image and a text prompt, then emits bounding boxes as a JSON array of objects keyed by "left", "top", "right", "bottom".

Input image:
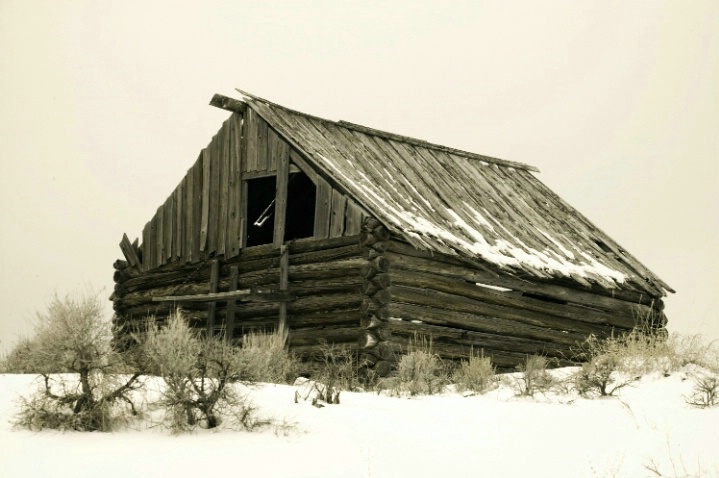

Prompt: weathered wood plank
[
  {"left": 385, "top": 239, "right": 658, "bottom": 307},
  {"left": 208, "top": 134, "right": 221, "bottom": 255},
  {"left": 273, "top": 138, "right": 289, "bottom": 247},
  {"left": 184, "top": 162, "right": 194, "bottom": 263},
  {"left": 155, "top": 207, "right": 164, "bottom": 268},
  {"left": 174, "top": 181, "right": 183, "bottom": 261},
  {"left": 256, "top": 115, "right": 269, "bottom": 172},
  {"left": 200, "top": 148, "right": 210, "bottom": 252},
  {"left": 192, "top": 155, "right": 204, "bottom": 261},
  {"left": 289, "top": 148, "right": 319, "bottom": 185},
  {"left": 218, "top": 120, "right": 230, "bottom": 256},
  {"left": 245, "top": 108, "right": 258, "bottom": 172},
  {"left": 142, "top": 222, "right": 151, "bottom": 272},
  {"left": 120, "top": 233, "right": 142, "bottom": 271},
  {"left": 329, "top": 188, "right": 347, "bottom": 238},
  {"left": 209, "top": 94, "right": 248, "bottom": 114},
  {"left": 314, "top": 179, "right": 332, "bottom": 239},
  {"left": 390, "top": 284, "right": 620, "bottom": 336},
  {"left": 390, "top": 269, "right": 636, "bottom": 329},
  {"left": 227, "top": 113, "right": 242, "bottom": 258},
  {"left": 240, "top": 178, "right": 248, "bottom": 249},
  {"left": 163, "top": 195, "right": 173, "bottom": 263},
  {"left": 344, "top": 199, "right": 363, "bottom": 236}
]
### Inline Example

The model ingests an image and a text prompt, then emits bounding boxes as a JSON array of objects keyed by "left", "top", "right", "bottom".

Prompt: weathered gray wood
[
  {"left": 153, "top": 288, "right": 295, "bottom": 304},
  {"left": 227, "top": 114, "right": 241, "bottom": 258},
  {"left": 163, "top": 195, "right": 173, "bottom": 263},
  {"left": 273, "top": 139, "right": 289, "bottom": 247},
  {"left": 289, "top": 149, "right": 319, "bottom": 185},
  {"left": 209, "top": 94, "right": 248, "bottom": 114},
  {"left": 174, "top": 181, "right": 183, "bottom": 260},
  {"left": 245, "top": 108, "right": 258, "bottom": 172},
  {"left": 200, "top": 148, "right": 210, "bottom": 252},
  {"left": 218, "top": 119, "right": 231, "bottom": 256},
  {"left": 384, "top": 242, "right": 659, "bottom": 310},
  {"left": 193, "top": 157, "right": 204, "bottom": 261},
  {"left": 314, "top": 179, "right": 332, "bottom": 239},
  {"left": 256, "top": 115, "right": 269, "bottom": 172},
  {"left": 389, "top": 285, "right": 622, "bottom": 336},
  {"left": 120, "top": 233, "right": 142, "bottom": 270},
  {"left": 183, "top": 164, "right": 193, "bottom": 263},
  {"left": 389, "top": 269, "right": 637, "bottom": 329},
  {"left": 329, "top": 188, "right": 347, "bottom": 238},
  {"left": 155, "top": 206, "right": 163, "bottom": 268},
  {"left": 208, "top": 133, "right": 221, "bottom": 254}
]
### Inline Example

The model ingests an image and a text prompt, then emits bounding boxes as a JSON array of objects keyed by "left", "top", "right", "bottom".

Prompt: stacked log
[
  {"left": 358, "top": 217, "right": 393, "bottom": 378},
  {"left": 111, "top": 236, "right": 365, "bottom": 357}
]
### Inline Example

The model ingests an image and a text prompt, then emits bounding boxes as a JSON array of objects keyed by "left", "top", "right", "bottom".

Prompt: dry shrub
[
  {"left": 315, "top": 342, "right": 359, "bottom": 395},
  {"left": 142, "top": 312, "right": 267, "bottom": 433},
  {"left": 238, "top": 329, "right": 298, "bottom": 384},
  {"left": 513, "top": 355, "right": 554, "bottom": 397},
  {"left": 141, "top": 312, "right": 293, "bottom": 433},
  {"left": 573, "top": 335, "right": 638, "bottom": 397},
  {"left": 453, "top": 352, "right": 496, "bottom": 394},
  {"left": 575, "top": 329, "right": 718, "bottom": 382},
  {"left": 685, "top": 371, "right": 719, "bottom": 408},
  {"left": 392, "top": 335, "right": 450, "bottom": 396},
  {"left": 12, "top": 292, "right": 143, "bottom": 432}
]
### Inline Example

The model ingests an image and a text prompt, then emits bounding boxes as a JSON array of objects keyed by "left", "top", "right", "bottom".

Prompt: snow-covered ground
[{"left": 1, "top": 369, "right": 717, "bottom": 478}]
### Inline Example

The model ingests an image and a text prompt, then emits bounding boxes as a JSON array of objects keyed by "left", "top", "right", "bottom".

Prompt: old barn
[{"left": 111, "top": 90, "right": 672, "bottom": 374}]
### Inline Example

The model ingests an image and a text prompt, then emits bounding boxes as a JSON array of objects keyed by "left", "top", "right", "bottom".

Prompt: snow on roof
[{"left": 241, "top": 93, "right": 671, "bottom": 297}]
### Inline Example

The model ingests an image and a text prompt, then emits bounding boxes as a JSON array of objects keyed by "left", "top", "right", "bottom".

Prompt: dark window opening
[
  {"left": 521, "top": 292, "right": 567, "bottom": 305},
  {"left": 285, "top": 172, "right": 316, "bottom": 241},
  {"left": 246, "top": 176, "right": 276, "bottom": 247}
]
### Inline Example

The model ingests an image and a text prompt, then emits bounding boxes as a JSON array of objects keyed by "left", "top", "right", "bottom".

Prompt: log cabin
[{"left": 111, "top": 89, "right": 673, "bottom": 374}]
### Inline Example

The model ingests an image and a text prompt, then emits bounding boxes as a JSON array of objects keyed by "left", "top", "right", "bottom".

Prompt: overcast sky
[{"left": 1, "top": 1, "right": 717, "bottom": 353}]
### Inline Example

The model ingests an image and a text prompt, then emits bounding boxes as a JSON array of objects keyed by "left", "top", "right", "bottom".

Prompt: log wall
[
  {"left": 113, "top": 236, "right": 365, "bottom": 356},
  {"left": 380, "top": 238, "right": 666, "bottom": 369}
]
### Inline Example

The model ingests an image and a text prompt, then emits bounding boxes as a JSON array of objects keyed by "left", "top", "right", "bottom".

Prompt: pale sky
[{"left": 1, "top": 1, "right": 717, "bottom": 353}]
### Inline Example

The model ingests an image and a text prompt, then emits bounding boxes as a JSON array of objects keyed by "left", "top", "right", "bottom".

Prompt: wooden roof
[{"left": 214, "top": 91, "right": 672, "bottom": 298}]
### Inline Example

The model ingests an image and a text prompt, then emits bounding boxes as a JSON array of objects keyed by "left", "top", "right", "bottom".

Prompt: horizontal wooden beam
[
  {"left": 152, "top": 288, "right": 295, "bottom": 303},
  {"left": 209, "top": 94, "right": 248, "bottom": 114}
]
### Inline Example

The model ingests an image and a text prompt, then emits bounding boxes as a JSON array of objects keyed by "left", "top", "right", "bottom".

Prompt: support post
[
  {"left": 207, "top": 259, "right": 220, "bottom": 337},
  {"left": 226, "top": 265, "right": 239, "bottom": 342}
]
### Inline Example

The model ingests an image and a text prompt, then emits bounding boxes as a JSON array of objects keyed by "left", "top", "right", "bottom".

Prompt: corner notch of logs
[{"left": 358, "top": 217, "right": 393, "bottom": 379}]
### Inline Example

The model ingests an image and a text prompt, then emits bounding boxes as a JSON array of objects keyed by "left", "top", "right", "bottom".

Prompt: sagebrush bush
[
  {"left": 315, "top": 342, "right": 359, "bottom": 395},
  {"left": 393, "top": 336, "right": 449, "bottom": 396},
  {"left": 685, "top": 371, "right": 719, "bottom": 408},
  {"left": 453, "top": 352, "right": 496, "bottom": 394},
  {"left": 513, "top": 355, "right": 554, "bottom": 397},
  {"left": 238, "top": 329, "right": 298, "bottom": 384},
  {"left": 142, "top": 312, "right": 289, "bottom": 433},
  {"left": 12, "top": 292, "right": 143, "bottom": 432},
  {"left": 142, "top": 312, "right": 258, "bottom": 432},
  {"left": 573, "top": 335, "right": 638, "bottom": 397}
]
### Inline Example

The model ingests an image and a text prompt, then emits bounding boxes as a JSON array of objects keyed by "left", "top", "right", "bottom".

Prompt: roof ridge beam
[
  {"left": 209, "top": 94, "right": 248, "bottom": 114},
  {"left": 232, "top": 88, "right": 539, "bottom": 173}
]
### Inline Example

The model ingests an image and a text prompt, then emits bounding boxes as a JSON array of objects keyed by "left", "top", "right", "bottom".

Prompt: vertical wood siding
[{"left": 138, "top": 111, "right": 369, "bottom": 272}]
